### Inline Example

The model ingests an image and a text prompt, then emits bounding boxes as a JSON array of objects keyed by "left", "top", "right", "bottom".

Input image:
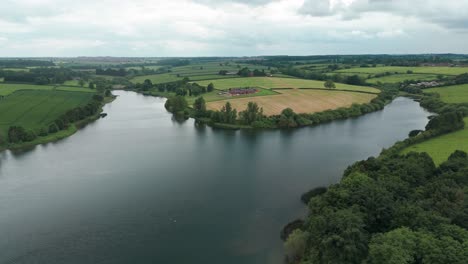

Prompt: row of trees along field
[{"left": 282, "top": 150, "right": 468, "bottom": 264}]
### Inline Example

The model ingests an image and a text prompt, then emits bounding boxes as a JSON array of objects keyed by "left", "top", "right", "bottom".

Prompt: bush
[
  {"left": 48, "top": 123, "right": 59, "bottom": 134},
  {"left": 284, "top": 229, "right": 309, "bottom": 263}
]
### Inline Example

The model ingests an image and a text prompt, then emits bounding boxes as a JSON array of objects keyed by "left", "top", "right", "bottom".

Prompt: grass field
[
  {"left": 401, "top": 83, "right": 468, "bottom": 163},
  {"left": 130, "top": 62, "right": 275, "bottom": 84},
  {"left": 196, "top": 77, "right": 380, "bottom": 93},
  {"left": 366, "top": 74, "right": 439, "bottom": 84},
  {"left": 206, "top": 89, "right": 376, "bottom": 116},
  {"left": 0, "top": 83, "right": 56, "bottom": 96},
  {"left": 0, "top": 90, "right": 94, "bottom": 138},
  {"left": 63, "top": 79, "right": 89, "bottom": 87},
  {"left": 335, "top": 66, "right": 468, "bottom": 76},
  {"left": 402, "top": 118, "right": 468, "bottom": 165},
  {"left": 186, "top": 88, "right": 279, "bottom": 105},
  {"left": 131, "top": 73, "right": 182, "bottom": 84},
  {"left": 0, "top": 83, "right": 95, "bottom": 96},
  {"left": 425, "top": 84, "right": 468, "bottom": 104}
]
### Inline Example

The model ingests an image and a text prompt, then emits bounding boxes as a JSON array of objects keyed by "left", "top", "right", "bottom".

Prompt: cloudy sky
[{"left": 1, "top": 0, "right": 468, "bottom": 57}]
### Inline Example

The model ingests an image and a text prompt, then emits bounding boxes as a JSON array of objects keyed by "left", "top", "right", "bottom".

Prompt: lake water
[{"left": 0, "top": 91, "right": 431, "bottom": 264}]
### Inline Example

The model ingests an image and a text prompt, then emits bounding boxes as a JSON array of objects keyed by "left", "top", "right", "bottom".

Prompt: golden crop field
[{"left": 206, "top": 89, "right": 376, "bottom": 116}]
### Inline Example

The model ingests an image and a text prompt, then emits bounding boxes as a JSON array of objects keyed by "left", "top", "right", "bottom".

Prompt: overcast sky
[{"left": 1, "top": 0, "right": 468, "bottom": 57}]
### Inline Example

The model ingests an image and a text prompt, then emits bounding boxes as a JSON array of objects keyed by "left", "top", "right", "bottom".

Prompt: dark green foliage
[
  {"left": 8, "top": 126, "right": 27, "bottom": 143},
  {"left": 297, "top": 151, "right": 468, "bottom": 263},
  {"left": 48, "top": 123, "right": 59, "bottom": 134},
  {"left": 409, "top": 129, "right": 423, "bottom": 137},
  {"left": 164, "top": 96, "right": 188, "bottom": 114},
  {"left": 211, "top": 102, "right": 237, "bottom": 124},
  {"left": 455, "top": 73, "right": 468, "bottom": 84},
  {"left": 239, "top": 102, "right": 263, "bottom": 125},
  {"left": 193, "top": 97, "right": 207, "bottom": 117},
  {"left": 207, "top": 83, "right": 214, "bottom": 92},
  {"left": 281, "top": 219, "right": 304, "bottom": 241},
  {"left": 425, "top": 111, "right": 464, "bottom": 132},
  {"left": 96, "top": 68, "right": 127, "bottom": 77},
  {"left": 237, "top": 67, "right": 252, "bottom": 77},
  {"left": 324, "top": 80, "right": 336, "bottom": 89},
  {"left": 300, "top": 186, "right": 327, "bottom": 204}
]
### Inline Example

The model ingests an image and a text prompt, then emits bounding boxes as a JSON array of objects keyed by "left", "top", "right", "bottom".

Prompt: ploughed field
[
  {"left": 206, "top": 89, "right": 377, "bottom": 116},
  {"left": 401, "top": 84, "right": 468, "bottom": 163},
  {"left": 0, "top": 89, "right": 94, "bottom": 139}
]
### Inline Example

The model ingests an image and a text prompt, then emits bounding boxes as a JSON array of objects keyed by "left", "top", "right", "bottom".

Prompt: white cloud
[{"left": 0, "top": 0, "right": 467, "bottom": 56}]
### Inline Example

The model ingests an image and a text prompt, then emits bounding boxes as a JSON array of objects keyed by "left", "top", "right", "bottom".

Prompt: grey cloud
[{"left": 299, "top": 0, "right": 468, "bottom": 30}]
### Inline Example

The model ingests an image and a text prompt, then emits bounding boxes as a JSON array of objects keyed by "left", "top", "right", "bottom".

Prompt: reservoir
[{"left": 0, "top": 91, "right": 431, "bottom": 264}]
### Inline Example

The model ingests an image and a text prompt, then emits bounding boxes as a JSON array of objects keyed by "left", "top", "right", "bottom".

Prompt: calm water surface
[{"left": 0, "top": 91, "right": 430, "bottom": 264}]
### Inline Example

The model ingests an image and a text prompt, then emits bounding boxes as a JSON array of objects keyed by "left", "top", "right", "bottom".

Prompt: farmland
[
  {"left": 0, "top": 83, "right": 95, "bottom": 96},
  {"left": 366, "top": 74, "right": 439, "bottom": 84},
  {"left": 425, "top": 84, "right": 468, "bottom": 104},
  {"left": 0, "top": 90, "right": 94, "bottom": 139},
  {"left": 402, "top": 118, "right": 468, "bottom": 164},
  {"left": 196, "top": 77, "right": 380, "bottom": 93},
  {"left": 401, "top": 83, "right": 468, "bottom": 163},
  {"left": 130, "top": 61, "right": 275, "bottom": 84},
  {"left": 206, "top": 89, "right": 376, "bottom": 116},
  {"left": 335, "top": 66, "right": 468, "bottom": 76}
]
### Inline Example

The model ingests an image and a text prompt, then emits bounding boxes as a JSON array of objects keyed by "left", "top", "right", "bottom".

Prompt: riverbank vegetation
[{"left": 284, "top": 151, "right": 468, "bottom": 263}]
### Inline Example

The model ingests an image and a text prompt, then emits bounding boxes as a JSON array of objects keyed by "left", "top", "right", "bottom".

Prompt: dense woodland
[{"left": 285, "top": 150, "right": 468, "bottom": 264}]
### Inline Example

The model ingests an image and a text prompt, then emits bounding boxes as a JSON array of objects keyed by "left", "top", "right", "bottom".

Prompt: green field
[
  {"left": 130, "top": 62, "right": 275, "bottom": 84},
  {"left": 402, "top": 118, "right": 468, "bottom": 164},
  {"left": 335, "top": 66, "right": 468, "bottom": 76},
  {"left": 401, "top": 83, "right": 468, "bottom": 163},
  {"left": 63, "top": 79, "right": 89, "bottom": 87},
  {"left": 0, "top": 83, "right": 56, "bottom": 96},
  {"left": 0, "top": 83, "right": 95, "bottom": 96},
  {"left": 0, "top": 90, "right": 94, "bottom": 138},
  {"left": 186, "top": 88, "right": 279, "bottom": 105},
  {"left": 367, "top": 74, "right": 439, "bottom": 84},
  {"left": 196, "top": 77, "right": 380, "bottom": 93},
  {"left": 425, "top": 84, "right": 468, "bottom": 104},
  {"left": 131, "top": 73, "right": 182, "bottom": 84}
]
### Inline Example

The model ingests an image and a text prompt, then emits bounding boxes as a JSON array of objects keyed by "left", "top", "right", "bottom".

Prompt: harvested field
[{"left": 206, "top": 89, "right": 376, "bottom": 116}]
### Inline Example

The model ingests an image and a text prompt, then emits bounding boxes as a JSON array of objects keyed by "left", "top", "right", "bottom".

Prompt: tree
[
  {"left": 324, "top": 80, "right": 336, "bottom": 89},
  {"left": 78, "top": 79, "right": 85, "bottom": 87},
  {"left": 193, "top": 97, "right": 207, "bottom": 116},
  {"left": 284, "top": 229, "right": 309, "bottom": 263},
  {"left": 278, "top": 108, "right": 298, "bottom": 128},
  {"left": 164, "top": 96, "right": 188, "bottom": 114},
  {"left": 88, "top": 82, "right": 95, "bottom": 89},
  {"left": 239, "top": 102, "right": 263, "bottom": 125},
  {"left": 142, "top": 79, "right": 153, "bottom": 91},
  {"left": 207, "top": 83, "right": 214, "bottom": 92},
  {"left": 220, "top": 102, "right": 237, "bottom": 124}
]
